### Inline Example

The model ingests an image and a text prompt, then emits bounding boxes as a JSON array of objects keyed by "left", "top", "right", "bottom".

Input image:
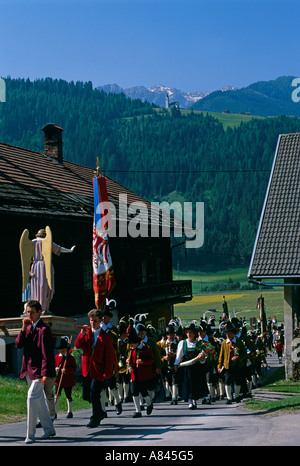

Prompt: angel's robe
[{"left": 30, "top": 238, "right": 61, "bottom": 312}]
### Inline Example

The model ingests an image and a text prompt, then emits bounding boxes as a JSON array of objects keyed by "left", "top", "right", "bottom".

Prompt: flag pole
[{"left": 95, "top": 156, "right": 101, "bottom": 178}]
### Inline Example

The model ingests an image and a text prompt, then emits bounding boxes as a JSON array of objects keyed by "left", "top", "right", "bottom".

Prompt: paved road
[{"left": 1, "top": 354, "right": 299, "bottom": 448}]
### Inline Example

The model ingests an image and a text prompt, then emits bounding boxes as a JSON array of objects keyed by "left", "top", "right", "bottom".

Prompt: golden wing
[
  {"left": 19, "top": 229, "right": 34, "bottom": 293},
  {"left": 42, "top": 226, "right": 53, "bottom": 290}
]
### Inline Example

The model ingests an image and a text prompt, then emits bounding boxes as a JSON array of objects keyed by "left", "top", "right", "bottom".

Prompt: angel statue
[{"left": 19, "top": 226, "right": 76, "bottom": 314}]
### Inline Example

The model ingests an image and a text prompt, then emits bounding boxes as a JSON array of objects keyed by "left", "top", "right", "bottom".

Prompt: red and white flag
[{"left": 92, "top": 176, "right": 115, "bottom": 309}]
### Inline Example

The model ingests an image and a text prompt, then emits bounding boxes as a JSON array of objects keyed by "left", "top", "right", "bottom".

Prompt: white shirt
[{"left": 92, "top": 327, "right": 101, "bottom": 349}]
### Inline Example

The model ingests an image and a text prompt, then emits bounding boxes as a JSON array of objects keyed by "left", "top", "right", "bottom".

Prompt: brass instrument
[
  {"left": 118, "top": 338, "right": 129, "bottom": 373},
  {"left": 118, "top": 360, "right": 127, "bottom": 374},
  {"left": 126, "top": 348, "right": 132, "bottom": 374}
]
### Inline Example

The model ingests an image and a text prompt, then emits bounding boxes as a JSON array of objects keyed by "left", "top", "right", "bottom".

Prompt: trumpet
[
  {"left": 118, "top": 358, "right": 127, "bottom": 374},
  {"left": 126, "top": 349, "right": 132, "bottom": 374}
]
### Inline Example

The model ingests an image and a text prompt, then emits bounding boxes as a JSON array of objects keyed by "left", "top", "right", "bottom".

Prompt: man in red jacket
[
  {"left": 126, "top": 328, "right": 155, "bottom": 418},
  {"left": 74, "top": 308, "right": 116, "bottom": 428},
  {"left": 15, "top": 299, "right": 56, "bottom": 444}
]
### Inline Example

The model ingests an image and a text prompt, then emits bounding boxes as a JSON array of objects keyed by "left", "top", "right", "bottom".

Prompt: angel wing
[
  {"left": 19, "top": 229, "right": 34, "bottom": 293},
  {"left": 42, "top": 226, "right": 53, "bottom": 290}
]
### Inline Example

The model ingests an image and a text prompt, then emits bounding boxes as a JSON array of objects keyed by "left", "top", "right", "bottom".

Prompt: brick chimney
[{"left": 42, "top": 123, "right": 64, "bottom": 164}]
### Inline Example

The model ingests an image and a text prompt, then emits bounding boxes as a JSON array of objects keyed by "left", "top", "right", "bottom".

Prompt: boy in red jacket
[
  {"left": 126, "top": 328, "right": 155, "bottom": 418},
  {"left": 74, "top": 308, "right": 116, "bottom": 428},
  {"left": 54, "top": 337, "right": 77, "bottom": 418}
]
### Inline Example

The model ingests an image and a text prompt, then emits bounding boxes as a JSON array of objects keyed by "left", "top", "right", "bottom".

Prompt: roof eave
[{"left": 247, "top": 133, "right": 282, "bottom": 279}]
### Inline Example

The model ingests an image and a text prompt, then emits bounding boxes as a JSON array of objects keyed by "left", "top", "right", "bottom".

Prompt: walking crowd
[{"left": 15, "top": 299, "right": 285, "bottom": 444}]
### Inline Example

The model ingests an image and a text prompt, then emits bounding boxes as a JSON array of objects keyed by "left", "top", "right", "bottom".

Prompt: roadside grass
[
  {"left": 243, "top": 395, "right": 300, "bottom": 414},
  {"left": 0, "top": 375, "right": 91, "bottom": 424},
  {"left": 243, "top": 367, "right": 300, "bottom": 414}
]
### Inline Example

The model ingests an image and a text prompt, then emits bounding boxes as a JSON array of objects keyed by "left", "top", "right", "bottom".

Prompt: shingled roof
[
  {"left": 0, "top": 125, "right": 186, "bottom": 232},
  {"left": 248, "top": 133, "right": 300, "bottom": 279},
  {"left": 0, "top": 141, "right": 148, "bottom": 219}
]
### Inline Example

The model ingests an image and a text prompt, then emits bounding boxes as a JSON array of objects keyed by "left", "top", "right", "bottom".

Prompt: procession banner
[{"left": 92, "top": 176, "right": 115, "bottom": 308}]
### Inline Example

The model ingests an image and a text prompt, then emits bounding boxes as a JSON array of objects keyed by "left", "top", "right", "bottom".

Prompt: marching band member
[
  {"left": 136, "top": 323, "right": 162, "bottom": 403},
  {"left": 126, "top": 328, "right": 155, "bottom": 418},
  {"left": 100, "top": 301, "right": 122, "bottom": 416},
  {"left": 74, "top": 308, "right": 116, "bottom": 428},
  {"left": 54, "top": 336, "right": 77, "bottom": 419},
  {"left": 116, "top": 322, "right": 131, "bottom": 402},
  {"left": 198, "top": 321, "right": 219, "bottom": 404},
  {"left": 217, "top": 321, "right": 247, "bottom": 404},
  {"left": 231, "top": 317, "right": 256, "bottom": 399},
  {"left": 160, "top": 324, "right": 179, "bottom": 404}
]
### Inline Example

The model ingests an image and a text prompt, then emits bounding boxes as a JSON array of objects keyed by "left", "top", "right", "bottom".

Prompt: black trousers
[
  {"left": 82, "top": 375, "right": 106, "bottom": 422},
  {"left": 224, "top": 365, "right": 243, "bottom": 387},
  {"left": 54, "top": 385, "right": 73, "bottom": 400},
  {"left": 131, "top": 380, "right": 151, "bottom": 398}
]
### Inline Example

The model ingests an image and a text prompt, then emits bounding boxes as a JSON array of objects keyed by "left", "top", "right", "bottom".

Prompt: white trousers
[{"left": 26, "top": 376, "right": 53, "bottom": 440}]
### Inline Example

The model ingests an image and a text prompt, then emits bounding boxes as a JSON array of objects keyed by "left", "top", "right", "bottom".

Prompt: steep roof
[
  {"left": 248, "top": 133, "right": 300, "bottom": 279},
  {"left": 0, "top": 141, "right": 151, "bottom": 219},
  {"left": 0, "top": 135, "right": 186, "bottom": 233}
]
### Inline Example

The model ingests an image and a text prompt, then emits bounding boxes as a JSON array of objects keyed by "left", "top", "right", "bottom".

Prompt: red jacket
[
  {"left": 74, "top": 329, "right": 116, "bottom": 381},
  {"left": 54, "top": 352, "right": 77, "bottom": 388},
  {"left": 129, "top": 343, "right": 155, "bottom": 382},
  {"left": 15, "top": 319, "right": 55, "bottom": 380}
]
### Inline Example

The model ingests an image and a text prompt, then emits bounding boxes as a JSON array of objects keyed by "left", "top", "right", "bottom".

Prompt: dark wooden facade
[{"left": 0, "top": 124, "right": 192, "bottom": 332}]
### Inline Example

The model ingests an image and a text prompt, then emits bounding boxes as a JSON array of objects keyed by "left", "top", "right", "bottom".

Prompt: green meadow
[{"left": 173, "top": 267, "right": 284, "bottom": 324}]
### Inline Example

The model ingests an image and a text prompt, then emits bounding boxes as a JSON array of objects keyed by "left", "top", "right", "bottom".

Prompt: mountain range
[
  {"left": 96, "top": 83, "right": 236, "bottom": 109},
  {"left": 97, "top": 76, "right": 300, "bottom": 117}
]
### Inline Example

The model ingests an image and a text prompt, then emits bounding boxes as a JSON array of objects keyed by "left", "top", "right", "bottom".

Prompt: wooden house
[{"left": 248, "top": 133, "right": 300, "bottom": 379}]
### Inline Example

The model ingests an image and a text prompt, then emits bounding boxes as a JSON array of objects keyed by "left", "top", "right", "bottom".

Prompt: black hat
[
  {"left": 136, "top": 323, "right": 146, "bottom": 333},
  {"left": 231, "top": 317, "right": 240, "bottom": 329},
  {"left": 165, "top": 325, "right": 175, "bottom": 334},
  {"left": 198, "top": 320, "right": 208, "bottom": 332},
  {"left": 118, "top": 322, "right": 128, "bottom": 335},
  {"left": 184, "top": 322, "right": 198, "bottom": 334},
  {"left": 224, "top": 321, "right": 236, "bottom": 333},
  {"left": 128, "top": 328, "right": 141, "bottom": 344},
  {"left": 103, "top": 299, "right": 116, "bottom": 318},
  {"left": 176, "top": 326, "right": 183, "bottom": 336},
  {"left": 56, "top": 336, "right": 70, "bottom": 350}
]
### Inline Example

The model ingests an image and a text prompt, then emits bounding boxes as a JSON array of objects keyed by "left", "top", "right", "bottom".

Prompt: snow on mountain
[{"left": 96, "top": 83, "right": 236, "bottom": 109}]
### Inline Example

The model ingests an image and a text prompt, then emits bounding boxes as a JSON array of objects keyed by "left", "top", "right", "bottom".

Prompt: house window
[{"left": 158, "top": 317, "right": 166, "bottom": 333}]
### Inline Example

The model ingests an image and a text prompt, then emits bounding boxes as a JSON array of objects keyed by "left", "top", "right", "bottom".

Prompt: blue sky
[{"left": 1, "top": 0, "right": 299, "bottom": 92}]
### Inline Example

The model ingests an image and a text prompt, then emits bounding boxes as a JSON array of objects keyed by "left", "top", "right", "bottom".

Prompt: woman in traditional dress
[{"left": 174, "top": 323, "right": 207, "bottom": 409}]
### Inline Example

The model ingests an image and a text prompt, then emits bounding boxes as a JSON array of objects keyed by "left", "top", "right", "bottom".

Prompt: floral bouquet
[{"left": 196, "top": 340, "right": 218, "bottom": 364}]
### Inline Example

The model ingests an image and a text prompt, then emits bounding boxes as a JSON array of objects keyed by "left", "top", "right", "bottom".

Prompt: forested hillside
[
  {"left": 192, "top": 76, "right": 300, "bottom": 117},
  {"left": 1, "top": 77, "right": 300, "bottom": 270}
]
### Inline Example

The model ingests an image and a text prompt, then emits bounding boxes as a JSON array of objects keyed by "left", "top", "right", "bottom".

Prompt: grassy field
[
  {"left": 181, "top": 109, "right": 264, "bottom": 129},
  {"left": 173, "top": 267, "right": 284, "bottom": 324},
  {"left": 0, "top": 375, "right": 91, "bottom": 424},
  {"left": 154, "top": 107, "right": 264, "bottom": 130}
]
